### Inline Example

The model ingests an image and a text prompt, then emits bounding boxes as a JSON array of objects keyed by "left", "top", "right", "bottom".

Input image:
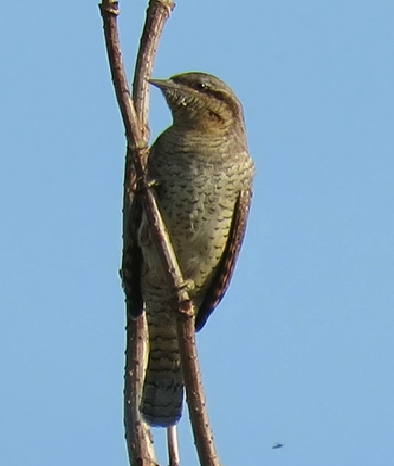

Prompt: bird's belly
[
  {"left": 141, "top": 155, "right": 238, "bottom": 301},
  {"left": 163, "top": 198, "right": 233, "bottom": 298}
]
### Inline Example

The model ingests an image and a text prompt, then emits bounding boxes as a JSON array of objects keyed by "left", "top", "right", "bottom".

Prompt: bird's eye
[{"left": 190, "top": 82, "right": 209, "bottom": 91}]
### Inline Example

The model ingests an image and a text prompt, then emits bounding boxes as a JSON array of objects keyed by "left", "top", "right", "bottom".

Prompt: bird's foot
[
  {"left": 146, "top": 179, "right": 159, "bottom": 189},
  {"left": 177, "top": 279, "right": 195, "bottom": 293}
]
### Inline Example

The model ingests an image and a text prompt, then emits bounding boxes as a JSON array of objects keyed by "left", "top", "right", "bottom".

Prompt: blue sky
[{"left": 1, "top": 1, "right": 394, "bottom": 465}]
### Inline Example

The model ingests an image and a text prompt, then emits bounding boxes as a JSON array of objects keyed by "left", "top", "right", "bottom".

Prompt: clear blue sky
[{"left": 1, "top": 1, "right": 393, "bottom": 465}]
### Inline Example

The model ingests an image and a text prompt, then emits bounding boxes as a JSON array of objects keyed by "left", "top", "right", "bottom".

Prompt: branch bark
[
  {"left": 167, "top": 426, "right": 180, "bottom": 466},
  {"left": 99, "top": 1, "right": 222, "bottom": 465}
]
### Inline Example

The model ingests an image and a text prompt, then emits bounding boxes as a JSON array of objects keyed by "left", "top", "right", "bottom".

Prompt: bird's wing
[
  {"left": 120, "top": 166, "right": 144, "bottom": 319},
  {"left": 195, "top": 187, "right": 253, "bottom": 331},
  {"left": 122, "top": 240, "right": 144, "bottom": 318}
]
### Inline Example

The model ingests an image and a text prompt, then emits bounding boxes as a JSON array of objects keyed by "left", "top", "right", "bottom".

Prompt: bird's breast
[{"left": 144, "top": 127, "right": 252, "bottom": 296}]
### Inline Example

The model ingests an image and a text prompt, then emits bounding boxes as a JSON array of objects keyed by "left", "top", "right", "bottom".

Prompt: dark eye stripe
[
  {"left": 171, "top": 75, "right": 241, "bottom": 112},
  {"left": 187, "top": 81, "right": 229, "bottom": 103},
  {"left": 201, "top": 87, "right": 226, "bottom": 101}
]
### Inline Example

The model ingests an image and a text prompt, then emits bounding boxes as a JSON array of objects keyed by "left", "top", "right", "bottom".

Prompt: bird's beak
[{"left": 148, "top": 78, "right": 176, "bottom": 91}]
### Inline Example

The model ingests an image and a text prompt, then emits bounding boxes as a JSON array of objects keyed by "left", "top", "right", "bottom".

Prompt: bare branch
[
  {"left": 133, "top": 0, "right": 175, "bottom": 142},
  {"left": 176, "top": 305, "right": 221, "bottom": 466},
  {"left": 124, "top": 317, "right": 157, "bottom": 465},
  {"left": 99, "top": 1, "right": 143, "bottom": 147},
  {"left": 167, "top": 426, "right": 180, "bottom": 466}
]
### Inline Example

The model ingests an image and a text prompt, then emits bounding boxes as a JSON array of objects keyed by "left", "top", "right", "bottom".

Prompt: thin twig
[
  {"left": 124, "top": 317, "right": 157, "bottom": 465},
  {"left": 133, "top": 0, "right": 175, "bottom": 142},
  {"left": 176, "top": 306, "right": 221, "bottom": 466},
  {"left": 167, "top": 426, "right": 180, "bottom": 466}
]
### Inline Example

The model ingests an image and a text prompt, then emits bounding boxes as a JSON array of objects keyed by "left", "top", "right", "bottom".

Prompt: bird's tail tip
[{"left": 140, "top": 377, "right": 183, "bottom": 427}]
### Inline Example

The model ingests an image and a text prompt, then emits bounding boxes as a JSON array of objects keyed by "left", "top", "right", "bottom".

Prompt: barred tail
[{"left": 140, "top": 315, "right": 183, "bottom": 427}]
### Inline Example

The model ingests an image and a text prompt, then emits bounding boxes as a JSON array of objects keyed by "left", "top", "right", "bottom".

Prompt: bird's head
[{"left": 149, "top": 72, "right": 245, "bottom": 132}]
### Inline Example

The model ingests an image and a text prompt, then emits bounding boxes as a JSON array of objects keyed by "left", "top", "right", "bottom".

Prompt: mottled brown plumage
[{"left": 133, "top": 72, "right": 254, "bottom": 426}]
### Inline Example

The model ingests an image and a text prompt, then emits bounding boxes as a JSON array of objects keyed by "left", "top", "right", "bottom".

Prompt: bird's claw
[{"left": 177, "top": 279, "right": 195, "bottom": 293}]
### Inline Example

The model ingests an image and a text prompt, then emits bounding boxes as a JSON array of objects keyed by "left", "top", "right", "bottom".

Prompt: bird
[
  {"left": 127, "top": 71, "right": 254, "bottom": 427},
  {"left": 272, "top": 443, "right": 284, "bottom": 450}
]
